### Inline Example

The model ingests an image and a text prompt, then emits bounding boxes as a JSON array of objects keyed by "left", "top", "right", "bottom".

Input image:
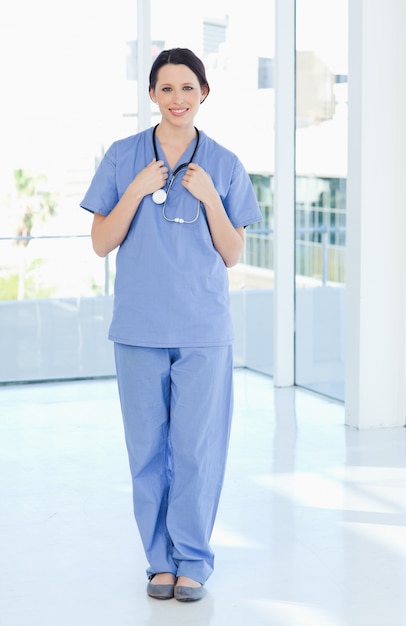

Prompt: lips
[{"left": 170, "top": 108, "right": 189, "bottom": 116}]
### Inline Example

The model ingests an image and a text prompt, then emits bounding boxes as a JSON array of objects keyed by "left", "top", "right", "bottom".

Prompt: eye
[
  {"left": 183, "top": 86, "right": 193, "bottom": 91},
  {"left": 162, "top": 87, "right": 172, "bottom": 92}
]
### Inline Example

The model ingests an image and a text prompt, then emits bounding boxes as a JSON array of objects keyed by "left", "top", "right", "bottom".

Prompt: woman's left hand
[
  {"left": 181, "top": 163, "right": 217, "bottom": 205},
  {"left": 181, "top": 163, "right": 244, "bottom": 268}
]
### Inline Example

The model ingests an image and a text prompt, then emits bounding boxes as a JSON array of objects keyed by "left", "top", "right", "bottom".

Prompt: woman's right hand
[
  {"left": 130, "top": 158, "right": 168, "bottom": 198},
  {"left": 91, "top": 159, "right": 169, "bottom": 257}
]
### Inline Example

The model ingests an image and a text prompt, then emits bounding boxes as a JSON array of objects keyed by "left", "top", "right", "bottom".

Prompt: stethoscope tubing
[
  {"left": 152, "top": 124, "right": 200, "bottom": 176},
  {"left": 151, "top": 124, "right": 201, "bottom": 223}
]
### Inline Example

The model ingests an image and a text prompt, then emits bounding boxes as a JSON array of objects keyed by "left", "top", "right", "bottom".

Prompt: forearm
[
  {"left": 204, "top": 194, "right": 245, "bottom": 268},
  {"left": 91, "top": 186, "right": 144, "bottom": 257},
  {"left": 91, "top": 158, "right": 169, "bottom": 257}
]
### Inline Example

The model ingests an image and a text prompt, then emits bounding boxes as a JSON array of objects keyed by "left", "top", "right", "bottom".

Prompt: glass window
[
  {"left": 295, "top": 0, "right": 348, "bottom": 400},
  {"left": 0, "top": 0, "right": 139, "bottom": 300},
  {"left": 150, "top": 0, "right": 275, "bottom": 373},
  {"left": 0, "top": 0, "right": 275, "bottom": 381}
]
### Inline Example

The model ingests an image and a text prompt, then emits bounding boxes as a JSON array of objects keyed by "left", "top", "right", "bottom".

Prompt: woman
[{"left": 81, "top": 48, "right": 262, "bottom": 602}]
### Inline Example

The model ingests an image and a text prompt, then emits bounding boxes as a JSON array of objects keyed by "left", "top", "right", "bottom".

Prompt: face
[{"left": 150, "top": 63, "right": 208, "bottom": 127}]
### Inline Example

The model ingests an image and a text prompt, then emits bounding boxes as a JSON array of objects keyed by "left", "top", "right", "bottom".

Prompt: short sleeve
[
  {"left": 80, "top": 144, "right": 119, "bottom": 216},
  {"left": 223, "top": 157, "right": 263, "bottom": 229}
]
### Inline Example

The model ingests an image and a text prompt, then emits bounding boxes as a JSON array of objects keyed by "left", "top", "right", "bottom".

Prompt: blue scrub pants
[{"left": 114, "top": 343, "right": 234, "bottom": 584}]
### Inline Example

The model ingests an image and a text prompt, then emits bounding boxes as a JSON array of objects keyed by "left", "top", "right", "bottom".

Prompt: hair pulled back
[{"left": 149, "top": 48, "right": 210, "bottom": 101}]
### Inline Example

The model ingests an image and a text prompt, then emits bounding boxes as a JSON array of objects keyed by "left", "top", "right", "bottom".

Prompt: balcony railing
[
  {"left": 0, "top": 226, "right": 346, "bottom": 301},
  {"left": 0, "top": 234, "right": 113, "bottom": 299},
  {"left": 246, "top": 225, "right": 346, "bottom": 285}
]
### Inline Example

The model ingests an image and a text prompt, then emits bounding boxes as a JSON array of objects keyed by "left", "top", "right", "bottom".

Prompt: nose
[{"left": 173, "top": 89, "right": 185, "bottom": 104}]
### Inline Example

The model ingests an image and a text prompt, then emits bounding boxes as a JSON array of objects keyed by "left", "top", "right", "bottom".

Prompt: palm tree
[
  {"left": 13, "top": 169, "right": 59, "bottom": 298},
  {"left": 14, "top": 168, "right": 58, "bottom": 247}
]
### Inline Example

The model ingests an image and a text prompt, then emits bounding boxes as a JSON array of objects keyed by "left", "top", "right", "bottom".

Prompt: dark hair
[{"left": 149, "top": 48, "right": 210, "bottom": 101}]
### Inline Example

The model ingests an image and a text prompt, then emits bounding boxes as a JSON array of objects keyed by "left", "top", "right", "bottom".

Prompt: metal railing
[
  {"left": 0, "top": 225, "right": 346, "bottom": 300},
  {"left": 246, "top": 225, "right": 346, "bottom": 285},
  {"left": 0, "top": 233, "right": 112, "bottom": 297}
]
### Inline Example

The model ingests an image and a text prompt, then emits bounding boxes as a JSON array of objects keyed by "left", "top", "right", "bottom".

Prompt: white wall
[{"left": 345, "top": 0, "right": 406, "bottom": 428}]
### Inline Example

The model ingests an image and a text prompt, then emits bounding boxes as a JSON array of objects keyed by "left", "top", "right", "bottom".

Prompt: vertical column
[
  {"left": 137, "top": 0, "right": 151, "bottom": 131},
  {"left": 273, "top": 0, "right": 296, "bottom": 387},
  {"left": 345, "top": 0, "right": 406, "bottom": 427}
]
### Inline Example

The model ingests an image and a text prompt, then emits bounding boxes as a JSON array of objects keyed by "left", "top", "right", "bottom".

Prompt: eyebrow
[{"left": 158, "top": 81, "right": 196, "bottom": 87}]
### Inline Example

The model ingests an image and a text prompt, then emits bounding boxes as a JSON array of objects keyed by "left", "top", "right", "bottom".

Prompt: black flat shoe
[
  {"left": 174, "top": 584, "right": 205, "bottom": 602},
  {"left": 147, "top": 575, "right": 175, "bottom": 600}
]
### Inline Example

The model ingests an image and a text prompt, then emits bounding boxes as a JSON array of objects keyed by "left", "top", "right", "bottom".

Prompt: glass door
[{"left": 295, "top": 0, "right": 348, "bottom": 400}]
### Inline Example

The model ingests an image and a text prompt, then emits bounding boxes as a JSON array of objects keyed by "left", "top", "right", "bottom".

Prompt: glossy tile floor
[{"left": 1, "top": 369, "right": 406, "bottom": 626}]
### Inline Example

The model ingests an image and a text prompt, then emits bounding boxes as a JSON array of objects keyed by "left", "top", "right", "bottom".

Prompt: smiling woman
[{"left": 80, "top": 46, "right": 262, "bottom": 601}]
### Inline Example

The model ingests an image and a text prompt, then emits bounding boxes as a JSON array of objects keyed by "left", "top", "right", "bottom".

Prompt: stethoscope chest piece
[
  {"left": 152, "top": 188, "right": 167, "bottom": 204},
  {"left": 151, "top": 124, "right": 201, "bottom": 222}
]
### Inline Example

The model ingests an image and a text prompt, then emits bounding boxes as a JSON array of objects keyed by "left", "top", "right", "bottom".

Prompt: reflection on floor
[{"left": 1, "top": 369, "right": 405, "bottom": 626}]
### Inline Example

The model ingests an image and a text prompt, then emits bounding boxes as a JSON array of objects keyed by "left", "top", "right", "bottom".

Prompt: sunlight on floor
[{"left": 1, "top": 369, "right": 405, "bottom": 626}]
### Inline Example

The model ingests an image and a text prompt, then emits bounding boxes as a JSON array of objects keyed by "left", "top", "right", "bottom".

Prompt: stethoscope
[{"left": 151, "top": 124, "right": 201, "bottom": 224}]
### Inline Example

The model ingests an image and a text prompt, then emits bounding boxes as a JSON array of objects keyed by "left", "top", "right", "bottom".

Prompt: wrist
[
  {"left": 126, "top": 180, "right": 145, "bottom": 207},
  {"left": 202, "top": 190, "right": 222, "bottom": 213}
]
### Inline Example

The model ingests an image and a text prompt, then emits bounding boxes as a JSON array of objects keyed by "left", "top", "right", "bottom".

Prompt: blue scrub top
[{"left": 80, "top": 127, "right": 262, "bottom": 348}]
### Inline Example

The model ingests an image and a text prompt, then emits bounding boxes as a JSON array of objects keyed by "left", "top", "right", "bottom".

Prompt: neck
[{"left": 155, "top": 122, "right": 197, "bottom": 146}]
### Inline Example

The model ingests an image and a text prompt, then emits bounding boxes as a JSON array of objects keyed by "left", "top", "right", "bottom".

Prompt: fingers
[
  {"left": 183, "top": 162, "right": 198, "bottom": 181},
  {"left": 150, "top": 159, "right": 168, "bottom": 186},
  {"left": 183, "top": 163, "right": 206, "bottom": 185},
  {"left": 150, "top": 158, "right": 167, "bottom": 172},
  {"left": 134, "top": 159, "right": 168, "bottom": 197}
]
